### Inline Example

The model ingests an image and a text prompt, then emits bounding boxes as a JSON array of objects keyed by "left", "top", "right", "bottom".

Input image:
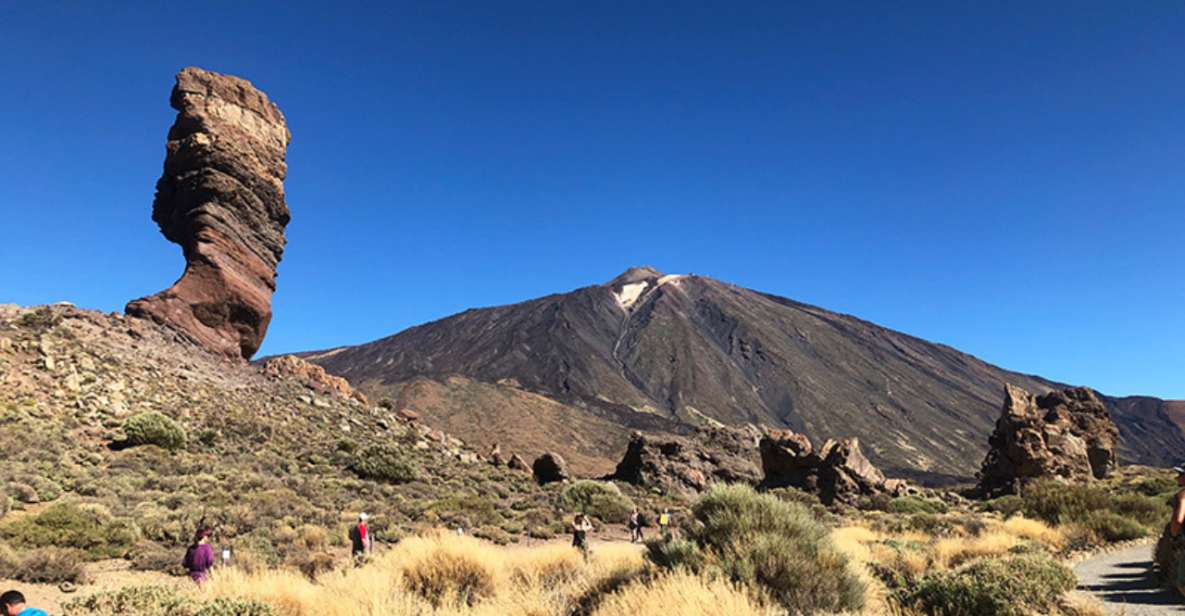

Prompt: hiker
[
  {"left": 183, "top": 528, "right": 216, "bottom": 585},
  {"left": 658, "top": 508, "right": 673, "bottom": 539},
  {"left": 627, "top": 508, "right": 643, "bottom": 543},
  {"left": 571, "top": 513, "right": 593, "bottom": 560},
  {"left": 0, "top": 590, "right": 47, "bottom": 616},
  {"left": 1156, "top": 463, "right": 1185, "bottom": 594},
  {"left": 349, "top": 512, "right": 374, "bottom": 562}
]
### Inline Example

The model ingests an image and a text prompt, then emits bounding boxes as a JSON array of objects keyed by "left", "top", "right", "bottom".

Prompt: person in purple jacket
[{"left": 183, "top": 528, "right": 216, "bottom": 585}]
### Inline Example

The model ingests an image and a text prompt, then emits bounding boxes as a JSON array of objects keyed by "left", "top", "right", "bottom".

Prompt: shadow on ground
[{"left": 1078, "top": 558, "right": 1184, "bottom": 612}]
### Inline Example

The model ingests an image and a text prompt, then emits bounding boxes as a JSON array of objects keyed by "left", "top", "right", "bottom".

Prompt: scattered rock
[
  {"left": 507, "top": 454, "right": 529, "bottom": 472},
  {"left": 977, "top": 384, "right": 1120, "bottom": 496},
  {"left": 125, "top": 67, "right": 292, "bottom": 361},
  {"left": 260, "top": 355, "right": 369, "bottom": 404},
  {"left": 532, "top": 452, "right": 569, "bottom": 484},
  {"left": 760, "top": 429, "right": 902, "bottom": 506},
  {"left": 397, "top": 408, "right": 419, "bottom": 422},
  {"left": 608, "top": 428, "right": 761, "bottom": 495},
  {"left": 488, "top": 443, "right": 504, "bottom": 466}
]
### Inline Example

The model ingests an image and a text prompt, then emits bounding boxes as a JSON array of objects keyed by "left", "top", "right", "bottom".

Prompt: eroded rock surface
[
  {"left": 760, "top": 429, "right": 901, "bottom": 505},
  {"left": 609, "top": 427, "right": 761, "bottom": 495},
  {"left": 260, "top": 355, "right": 368, "bottom": 405},
  {"left": 127, "top": 67, "right": 291, "bottom": 360},
  {"left": 977, "top": 384, "right": 1119, "bottom": 496}
]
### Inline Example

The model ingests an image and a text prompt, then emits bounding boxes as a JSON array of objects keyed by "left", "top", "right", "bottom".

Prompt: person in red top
[
  {"left": 349, "top": 512, "right": 373, "bottom": 563},
  {"left": 182, "top": 528, "right": 215, "bottom": 585}
]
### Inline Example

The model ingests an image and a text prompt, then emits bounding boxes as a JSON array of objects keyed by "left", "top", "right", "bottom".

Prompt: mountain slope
[{"left": 304, "top": 268, "right": 1185, "bottom": 482}]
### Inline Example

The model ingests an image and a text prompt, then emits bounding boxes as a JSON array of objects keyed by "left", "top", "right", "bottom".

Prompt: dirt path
[
  {"left": 1075, "top": 543, "right": 1185, "bottom": 615},
  {"left": 0, "top": 559, "right": 182, "bottom": 614}
]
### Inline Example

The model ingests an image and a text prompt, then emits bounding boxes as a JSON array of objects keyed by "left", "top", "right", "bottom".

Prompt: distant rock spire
[{"left": 127, "top": 67, "right": 291, "bottom": 360}]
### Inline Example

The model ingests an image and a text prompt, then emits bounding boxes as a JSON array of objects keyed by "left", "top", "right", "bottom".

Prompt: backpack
[{"left": 182, "top": 544, "right": 197, "bottom": 570}]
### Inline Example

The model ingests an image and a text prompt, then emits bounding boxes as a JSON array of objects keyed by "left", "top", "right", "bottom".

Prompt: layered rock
[
  {"left": 760, "top": 429, "right": 903, "bottom": 506},
  {"left": 977, "top": 384, "right": 1119, "bottom": 496},
  {"left": 260, "top": 355, "right": 368, "bottom": 405},
  {"left": 609, "top": 427, "right": 762, "bottom": 495},
  {"left": 127, "top": 67, "right": 291, "bottom": 360}
]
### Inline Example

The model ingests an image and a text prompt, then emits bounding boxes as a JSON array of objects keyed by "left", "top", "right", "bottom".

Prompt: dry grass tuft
[{"left": 590, "top": 570, "right": 777, "bottom": 616}]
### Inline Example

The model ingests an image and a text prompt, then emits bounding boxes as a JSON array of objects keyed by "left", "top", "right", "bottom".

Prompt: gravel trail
[{"left": 1075, "top": 543, "right": 1184, "bottom": 615}]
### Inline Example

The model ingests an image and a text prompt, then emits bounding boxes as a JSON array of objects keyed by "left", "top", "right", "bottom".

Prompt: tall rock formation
[
  {"left": 127, "top": 67, "right": 291, "bottom": 360},
  {"left": 759, "top": 429, "right": 904, "bottom": 506},
  {"left": 608, "top": 428, "right": 763, "bottom": 495},
  {"left": 977, "top": 385, "right": 1119, "bottom": 496}
]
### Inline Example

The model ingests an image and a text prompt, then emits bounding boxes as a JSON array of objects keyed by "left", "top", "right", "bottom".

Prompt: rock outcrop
[
  {"left": 260, "top": 355, "right": 368, "bottom": 405},
  {"left": 532, "top": 452, "right": 569, "bottom": 484},
  {"left": 977, "top": 384, "right": 1119, "bottom": 496},
  {"left": 760, "top": 429, "right": 903, "bottom": 506},
  {"left": 609, "top": 428, "right": 762, "bottom": 495},
  {"left": 127, "top": 67, "right": 291, "bottom": 361}
]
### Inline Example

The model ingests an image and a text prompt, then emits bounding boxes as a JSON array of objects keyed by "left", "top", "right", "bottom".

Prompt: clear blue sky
[{"left": 1, "top": 2, "right": 1181, "bottom": 398}]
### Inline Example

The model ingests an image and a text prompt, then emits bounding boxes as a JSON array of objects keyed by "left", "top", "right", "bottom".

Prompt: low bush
[
  {"left": 647, "top": 484, "right": 864, "bottom": 614},
  {"left": 347, "top": 445, "right": 417, "bottom": 484},
  {"left": 0, "top": 545, "right": 91, "bottom": 584},
  {"left": 904, "top": 553, "right": 1075, "bottom": 616},
  {"left": 1083, "top": 510, "right": 1148, "bottom": 542},
  {"left": 888, "top": 496, "right": 948, "bottom": 515},
  {"left": 980, "top": 494, "right": 1024, "bottom": 518},
  {"left": 0, "top": 502, "right": 139, "bottom": 559},
  {"left": 399, "top": 535, "right": 499, "bottom": 607},
  {"left": 558, "top": 481, "right": 635, "bottom": 523},
  {"left": 644, "top": 538, "right": 705, "bottom": 572},
  {"left": 123, "top": 412, "right": 187, "bottom": 450},
  {"left": 63, "top": 585, "right": 275, "bottom": 616}
]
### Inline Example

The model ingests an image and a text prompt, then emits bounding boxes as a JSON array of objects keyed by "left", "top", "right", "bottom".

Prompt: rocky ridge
[{"left": 977, "top": 384, "right": 1120, "bottom": 496}]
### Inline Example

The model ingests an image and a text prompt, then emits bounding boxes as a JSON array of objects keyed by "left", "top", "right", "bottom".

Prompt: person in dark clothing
[
  {"left": 627, "top": 508, "right": 643, "bottom": 543},
  {"left": 571, "top": 514, "right": 593, "bottom": 560},
  {"left": 1, "top": 590, "right": 47, "bottom": 616},
  {"left": 182, "top": 528, "right": 215, "bottom": 585},
  {"left": 349, "top": 512, "right": 373, "bottom": 563}
]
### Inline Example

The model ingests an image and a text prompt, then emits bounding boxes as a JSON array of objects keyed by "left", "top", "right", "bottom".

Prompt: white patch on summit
[
  {"left": 657, "top": 274, "right": 686, "bottom": 286},
  {"left": 615, "top": 281, "right": 649, "bottom": 309}
]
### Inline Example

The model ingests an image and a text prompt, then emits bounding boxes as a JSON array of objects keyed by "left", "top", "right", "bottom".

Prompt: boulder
[
  {"left": 126, "top": 67, "right": 291, "bottom": 360},
  {"left": 260, "top": 355, "right": 368, "bottom": 404},
  {"left": 488, "top": 443, "right": 505, "bottom": 466},
  {"left": 532, "top": 452, "right": 569, "bottom": 484},
  {"left": 977, "top": 384, "right": 1119, "bottom": 496},
  {"left": 507, "top": 454, "right": 530, "bottom": 472},
  {"left": 608, "top": 427, "right": 761, "bottom": 495},
  {"left": 760, "top": 429, "right": 901, "bottom": 506}
]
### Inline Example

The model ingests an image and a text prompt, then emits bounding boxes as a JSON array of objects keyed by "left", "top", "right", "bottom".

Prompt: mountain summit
[{"left": 302, "top": 269, "right": 1185, "bottom": 482}]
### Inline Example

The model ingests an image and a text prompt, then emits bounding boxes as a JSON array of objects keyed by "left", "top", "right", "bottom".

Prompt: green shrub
[
  {"left": 1083, "top": 510, "right": 1148, "bottom": 542},
  {"left": 123, "top": 412, "right": 187, "bottom": 450},
  {"left": 63, "top": 585, "right": 275, "bottom": 616},
  {"left": 644, "top": 538, "right": 705, "bottom": 571},
  {"left": 0, "top": 502, "right": 139, "bottom": 559},
  {"left": 888, "top": 496, "right": 948, "bottom": 515},
  {"left": 1133, "top": 474, "right": 1178, "bottom": 498},
  {"left": 905, "top": 554, "right": 1075, "bottom": 616},
  {"left": 557, "top": 481, "right": 635, "bottom": 523},
  {"left": 0, "top": 544, "right": 91, "bottom": 584},
  {"left": 348, "top": 445, "right": 417, "bottom": 484},
  {"left": 647, "top": 484, "right": 864, "bottom": 614},
  {"left": 979, "top": 495, "right": 1024, "bottom": 518},
  {"left": 1019, "top": 480, "right": 1164, "bottom": 542}
]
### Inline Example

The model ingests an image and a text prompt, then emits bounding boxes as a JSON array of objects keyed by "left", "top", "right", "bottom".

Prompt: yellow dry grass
[
  {"left": 1000, "top": 515, "right": 1065, "bottom": 549},
  {"left": 203, "top": 530, "right": 649, "bottom": 616},
  {"left": 932, "top": 531, "right": 1020, "bottom": 569},
  {"left": 590, "top": 570, "right": 777, "bottom": 616}
]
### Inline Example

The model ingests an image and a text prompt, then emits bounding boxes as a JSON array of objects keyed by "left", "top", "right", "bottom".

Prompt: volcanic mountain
[{"left": 302, "top": 267, "right": 1185, "bottom": 482}]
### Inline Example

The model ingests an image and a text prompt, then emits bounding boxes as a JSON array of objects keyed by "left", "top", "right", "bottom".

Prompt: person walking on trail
[
  {"left": 183, "top": 528, "right": 215, "bottom": 585},
  {"left": 349, "top": 513, "right": 374, "bottom": 563},
  {"left": 1, "top": 590, "right": 47, "bottom": 616},
  {"left": 572, "top": 514, "right": 594, "bottom": 560},
  {"left": 1157, "top": 463, "right": 1185, "bottom": 591},
  {"left": 658, "top": 508, "right": 673, "bottom": 539},
  {"left": 627, "top": 508, "right": 643, "bottom": 543}
]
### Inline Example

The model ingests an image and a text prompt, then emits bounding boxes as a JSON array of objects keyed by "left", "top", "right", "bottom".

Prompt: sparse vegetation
[
  {"left": 558, "top": 480, "right": 635, "bottom": 523},
  {"left": 647, "top": 484, "right": 865, "bottom": 614},
  {"left": 123, "top": 411, "right": 188, "bottom": 450}
]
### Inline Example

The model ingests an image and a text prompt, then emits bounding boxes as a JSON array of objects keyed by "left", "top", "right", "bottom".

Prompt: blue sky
[{"left": 1, "top": 2, "right": 1181, "bottom": 398}]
